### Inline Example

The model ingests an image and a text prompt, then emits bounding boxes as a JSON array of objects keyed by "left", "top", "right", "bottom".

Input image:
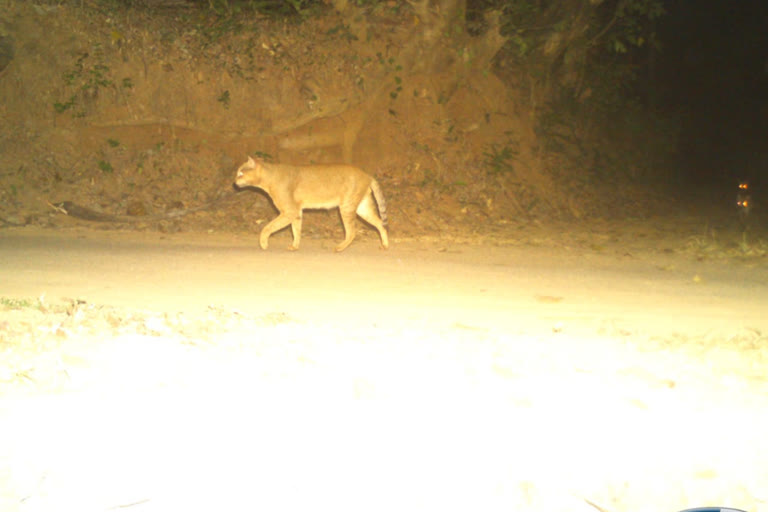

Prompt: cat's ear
[{"left": 247, "top": 155, "right": 256, "bottom": 166}]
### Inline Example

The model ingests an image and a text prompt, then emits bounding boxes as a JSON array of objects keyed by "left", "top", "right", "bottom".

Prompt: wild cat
[
  {"left": 234, "top": 156, "right": 389, "bottom": 252},
  {"left": 737, "top": 181, "right": 751, "bottom": 221}
]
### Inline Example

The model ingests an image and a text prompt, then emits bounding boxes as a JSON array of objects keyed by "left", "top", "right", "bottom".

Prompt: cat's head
[{"left": 234, "top": 156, "right": 266, "bottom": 188}]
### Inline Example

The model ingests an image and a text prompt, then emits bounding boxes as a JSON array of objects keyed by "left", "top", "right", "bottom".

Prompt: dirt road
[
  {"left": 1, "top": 226, "right": 767, "bottom": 512},
  {"left": 2, "top": 226, "right": 766, "bottom": 332}
]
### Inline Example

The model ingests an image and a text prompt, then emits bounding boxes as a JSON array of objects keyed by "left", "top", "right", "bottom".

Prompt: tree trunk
[{"left": 279, "top": 0, "right": 509, "bottom": 161}]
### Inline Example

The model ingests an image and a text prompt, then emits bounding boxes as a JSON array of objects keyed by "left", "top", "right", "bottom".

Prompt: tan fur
[{"left": 234, "top": 156, "right": 389, "bottom": 252}]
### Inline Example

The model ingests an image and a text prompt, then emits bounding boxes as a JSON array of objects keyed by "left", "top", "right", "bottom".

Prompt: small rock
[
  {"left": 126, "top": 201, "right": 147, "bottom": 216},
  {"left": 167, "top": 200, "right": 185, "bottom": 212}
]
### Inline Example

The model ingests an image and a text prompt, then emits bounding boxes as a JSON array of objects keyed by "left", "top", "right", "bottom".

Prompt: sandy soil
[{"left": 1, "top": 224, "right": 767, "bottom": 512}]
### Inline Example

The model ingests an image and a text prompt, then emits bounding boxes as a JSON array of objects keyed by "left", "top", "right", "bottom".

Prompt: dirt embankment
[{"left": 0, "top": 1, "right": 682, "bottom": 242}]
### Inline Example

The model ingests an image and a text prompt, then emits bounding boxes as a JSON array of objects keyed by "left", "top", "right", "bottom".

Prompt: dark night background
[{"left": 658, "top": 0, "right": 768, "bottom": 187}]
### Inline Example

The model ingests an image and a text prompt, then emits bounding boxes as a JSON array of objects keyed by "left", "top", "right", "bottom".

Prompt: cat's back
[
  {"left": 278, "top": 163, "right": 373, "bottom": 193},
  {"left": 288, "top": 163, "right": 371, "bottom": 183}
]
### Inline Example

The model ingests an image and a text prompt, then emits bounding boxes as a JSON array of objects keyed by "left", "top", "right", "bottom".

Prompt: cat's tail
[{"left": 370, "top": 178, "right": 388, "bottom": 225}]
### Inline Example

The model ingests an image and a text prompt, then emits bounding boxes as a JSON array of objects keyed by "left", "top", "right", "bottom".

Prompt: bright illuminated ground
[{"left": 1, "top": 225, "right": 767, "bottom": 512}]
